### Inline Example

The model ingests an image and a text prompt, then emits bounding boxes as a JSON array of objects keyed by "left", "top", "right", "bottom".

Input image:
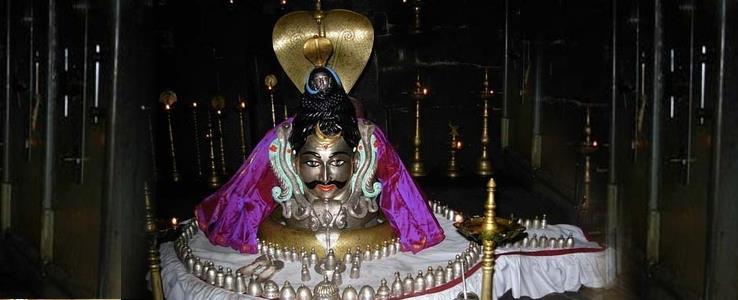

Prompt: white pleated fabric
[{"left": 157, "top": 214, "right": 608, "bottom": 299}]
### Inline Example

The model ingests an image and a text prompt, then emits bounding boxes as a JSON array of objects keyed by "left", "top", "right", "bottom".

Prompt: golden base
[
  {"left": 258, "top": 212, "right": 397, "bottom": 257},
  {"left": 410, "top": 161, "right": 427, "bottom": 177},
  {"left": 475, "top": 159, "right": 493, "bottom": 176}
]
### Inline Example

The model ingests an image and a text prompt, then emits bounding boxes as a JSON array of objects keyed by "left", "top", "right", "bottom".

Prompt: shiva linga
[
  {"left": 196, "top": 0, "right": 444, "bottom": 258},
  {"left": 258, "top": 2, "right": 396, "bottom": 257}
]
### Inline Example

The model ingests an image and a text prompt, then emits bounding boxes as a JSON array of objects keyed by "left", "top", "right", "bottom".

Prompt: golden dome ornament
[{"left": 272, "top": 2, "right": 374, "bottom": 93}]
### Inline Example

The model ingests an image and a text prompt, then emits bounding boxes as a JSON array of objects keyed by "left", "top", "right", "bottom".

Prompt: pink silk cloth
[{"left": 195, "top": 119, "right": 445, "bottom": 254}]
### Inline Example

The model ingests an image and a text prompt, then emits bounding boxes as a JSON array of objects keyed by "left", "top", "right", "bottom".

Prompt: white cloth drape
[{"left": 157, "top": 214, "right": 609, "bottom": 299}]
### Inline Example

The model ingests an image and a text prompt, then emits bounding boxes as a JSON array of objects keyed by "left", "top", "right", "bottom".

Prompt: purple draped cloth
[{"left": 195, "top": 119, "right": 445, "bottom": 254}]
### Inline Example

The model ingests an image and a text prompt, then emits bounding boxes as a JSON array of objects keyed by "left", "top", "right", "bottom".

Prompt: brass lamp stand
[
  {"left": 476, "top": 69, "right": 494, "bottom": 176},
  {"left": 160, "top": 90, "right": 180, "bottom": 182},
  {"left": 238, "top": 97, "right": 248, "bottom": 161},
  {"left": 446, "top": 123, "right": 463, "bottom": 178},
  {"left": 265, "top": 74, "right": 278, "bottom": 127},
  {"left": 480, "top": 178, "right": 499, "bottom": 300},
  {"left": 409, "top": 74, "right": 428, "bottom": 177},
  {"left": 192, "top": 101, "right": 203, "bottom": 178},
  {"left": 211, "top": 96, "right": 227, "bottom": 175},
  {"left": 206, "top": 109, "right": 221, "bottom": 189},
  {"left": 577, "top": 107, "right": 597, "bottom": 231}
]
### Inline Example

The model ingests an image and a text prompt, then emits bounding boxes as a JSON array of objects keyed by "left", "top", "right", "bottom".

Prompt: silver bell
[
  {"left": 223, "top": 268, "right": 234, "bottom": 291},
  {"left": 566, "top": 234, "right": 575, "bottom": 248},
  {"left": 206, "top": 263, "right": 217, "bottom": 285},
  {"left": 548, "top": 237, "right": 557, "bottom": 248},
  {"left": 424, "top": 266, "right": 436, "bottom": 288},
  {"left": 185, "top": 253, "right": 196, "bottom": 274},
  {"left": 530, "top": 234, "right": 539, "bottom": 248},
  {"left": 413, "top": 271, "right": 426, "bottom": 293},
  {"left": 193, "top": 258, "right": 203, "bottom": 277},
  {"left": 350, "top": 260, "right": 361, "bottom": 279},
  {"left": 382, "top": 241, "right": 391, "bottom": 257},
  {"left": 453, "top": 256, "right": 463, "bottom": 279},
  {"left": 291, "top": 247, "right": 299, "bottom": 262},
  {"left": 342, "top": 285, "right": 359, "bottom": 300},
  {"left": 445, "top": 262, "right": 455, "bottom": 283},
  {"left": 353, "top": 248, "right": 363, "bottom": 267},
  {"left": 280, "top": 281, "right": 297, "bottom": 300},
  {"left": 284, "top": 248, "right": 293, "bottom": 262},
  {"left": 391, "top": 272, "right": 403, "bottom": 297},
  {"left": 363, "top": 245, "right": 372, "bottom": 261},
  {"left": 296, "top": 284, "right": 312, "bottom": 300},
  {"left": 301, "top": 263, "right": 311, "bottom": 282},
  {"left": 309, "top": 248, "right": 319, "bottom": 265},
  {"left": 215, "top": 266, "right": 225, "bottom": 288},
  {"left": 557, "top": 236, "right": 566, "bottom": 248},
  {"left": 435, "top": 266, "right": 446, "bottom": 285},
  {"left": 376, "top": 279, "right": 391, "bottom": 300},
  {"left": 200, "top": 261, "right": 211, "bottom": 280},
  {"left": 358, "top": 285, "right": 375, "bottom": 300},
  {"left": 371, "top": 246, "right": 381, "bottom": 260},
  {"left": 331, "top": 265, "right": 342, "bottom": 286},
  {"left": 301, "top": 253, "right": 310, "bottom": 266},
  {"left": 262, "top": 280, "right": 280, "bottom": 299},
  {"left": 325, "top": 249, "right": 338, "bottom": 271},
  {"left": 402, "top": 273, "right": 414, "bottom": 296},
  {"left": 539, "top": 235, "right": 548, "bottom": 247},
  {"left": 247, "top": 274, "right": 263, "bottom": 296},
  {"left": 343, "top": 250, "right": 353, "bottom": 265},
  {"left": 234, "top": 272, "right": 246, "bottom": 294}
]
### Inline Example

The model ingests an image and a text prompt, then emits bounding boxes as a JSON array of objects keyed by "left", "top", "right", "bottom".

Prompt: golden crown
[{"left": 272, "top": 1, "right": 374, "bottom": 93}]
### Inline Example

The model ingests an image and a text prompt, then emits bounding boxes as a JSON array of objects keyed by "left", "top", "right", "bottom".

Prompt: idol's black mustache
[{"left": 305, "top": 180, "right": 347, "bottom": 189}]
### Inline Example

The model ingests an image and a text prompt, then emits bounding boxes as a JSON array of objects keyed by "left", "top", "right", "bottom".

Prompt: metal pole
[
  {"left": 41, "top": 0, "right": 58, "bottom": 263},
  {"left": 606, "top": 0, "right": 619, "bottom": 281},
  {"left": 98, "top": 0, "right": 121, "bottom": 296},
  {"left": 2, "top": 0, "right": 13, "bottom": 232},
  {"left": 705, "top": 1, "right": 729, "bottom": 298},
  {"left": 646, "top": 0, "right": 663, "bottom": 264},
  {"left": 531, "top": 46, "right": 543, "bottom": 169},
  {"left": 501, "top": 0, "right": 510, "bottom": 149}
]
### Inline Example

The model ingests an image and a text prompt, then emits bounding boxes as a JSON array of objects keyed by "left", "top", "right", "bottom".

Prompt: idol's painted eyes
[
  {"left": 329, "top": 160, "right": 346, "bottom": 167},
  {"left": 304, "top": 160, "right": 321, "bottom": 167}
]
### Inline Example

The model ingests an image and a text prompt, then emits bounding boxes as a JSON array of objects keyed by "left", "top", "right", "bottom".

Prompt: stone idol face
[
  {"left": 267, "top": 122, "right": 383, "bottom": 234},
  {"left": 297, "top": 133, "right": 354, "bottom": 204}
]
